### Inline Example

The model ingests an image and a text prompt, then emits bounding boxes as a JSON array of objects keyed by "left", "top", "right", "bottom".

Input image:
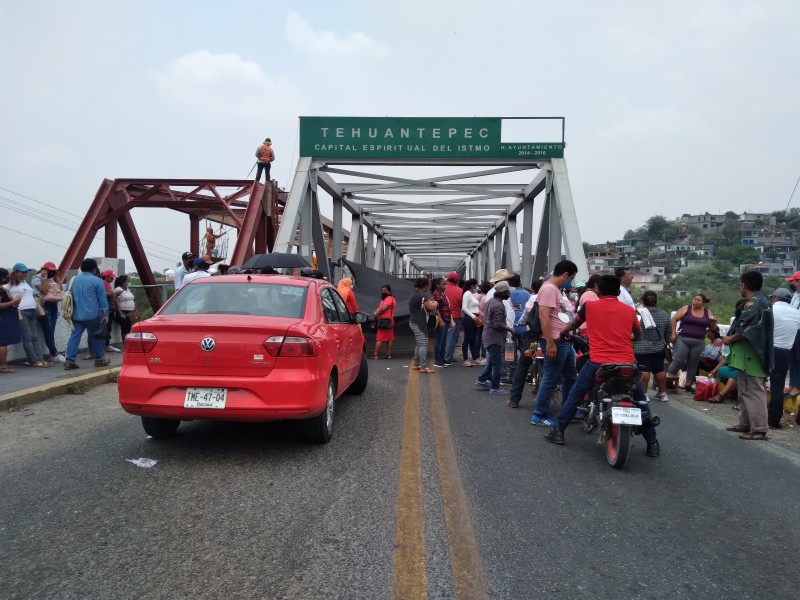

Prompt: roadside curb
[{"left": 0, "top": 368, "right": 121, "bottom": 412}]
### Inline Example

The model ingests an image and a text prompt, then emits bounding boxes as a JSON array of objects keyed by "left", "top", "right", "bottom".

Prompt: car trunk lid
[{"left": 135, "top": 315, "right": 300, "bottom": 377}]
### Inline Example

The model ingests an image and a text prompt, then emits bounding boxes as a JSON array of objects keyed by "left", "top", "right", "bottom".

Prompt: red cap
[
  {"left": 42, "top": 261, "right": 57, "bottom": 270},
  {"left": 101, "top": 270, "right": 116, "bottom": 278},
  {"left": 785, "top": 271, "right": 800, "bottom": 282},
  {"left": 447, "top": 271, "right": 459, "bottom": 282}
]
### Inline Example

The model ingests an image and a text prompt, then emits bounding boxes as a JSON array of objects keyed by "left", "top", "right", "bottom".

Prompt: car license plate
[
  {"left": 611, "top": 406, "right": 642, "bottom": 425},
  {"left": 184, "top": 387, "right": 227, "bottom": 409}
]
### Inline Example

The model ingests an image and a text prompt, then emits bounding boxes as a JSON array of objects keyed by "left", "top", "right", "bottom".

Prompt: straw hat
[{"left": 489, "top": 268, "right": 512, "bottom": 283}]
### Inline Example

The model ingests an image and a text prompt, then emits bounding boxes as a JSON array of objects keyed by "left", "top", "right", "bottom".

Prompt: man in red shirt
[
  {"left": 444, "top": 271, "right": 464, "bottom": 365},
  {"left": 544, "top": 274, "right": 660, "bottom": 457}
]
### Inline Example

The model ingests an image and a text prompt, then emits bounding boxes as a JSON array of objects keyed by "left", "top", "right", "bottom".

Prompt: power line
[
  {"left": 0, "top": 184, "right": 185, "bottom": 256},
  {"left": 0, "top": 196, "right": 177, "bottom": 264}
]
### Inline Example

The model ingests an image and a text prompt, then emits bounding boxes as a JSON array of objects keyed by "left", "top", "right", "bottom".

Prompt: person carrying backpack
[{"left": 507, "top": 280, "right": 543, "bottom": 408}]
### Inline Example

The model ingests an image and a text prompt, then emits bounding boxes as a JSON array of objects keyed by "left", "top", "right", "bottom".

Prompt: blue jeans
[
  {"left": 37, "top": 300, "right": 59, "bottom": 356},
  {"left": 66, "top": 318, "right": 106, "bottom": 363},
  {"left": 18, "top": 309, "right": 44, "bottom": 363},
  {"left": 556, "top": 360, "right": 657, "bottom": 443},
  {"left": 477, "top": 344, "right": 503, "bottom": 390},
  {"left": 531, "top": 339, "right": 577, "bottom": 419},
  {"left": 445, "top": 318, "right": 463, "bottom": 363},
  {"left": 461, "top": 317, "right": 481, "bottom": 361},
  {"left": 434, "top": 325, "right": 447, "bottom": 365}
]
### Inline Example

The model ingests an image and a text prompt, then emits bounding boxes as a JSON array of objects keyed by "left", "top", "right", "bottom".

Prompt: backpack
[
  {"left": 525, "top": 301, "right": 542, "bottom": 339},
  {"left": 61, "top": 277, "right": 75, "bottom": 320}
]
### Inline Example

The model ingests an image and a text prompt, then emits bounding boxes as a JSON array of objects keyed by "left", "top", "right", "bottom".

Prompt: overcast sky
[{"left": 1, "top": 0, "right": 798, "bottom": 273}]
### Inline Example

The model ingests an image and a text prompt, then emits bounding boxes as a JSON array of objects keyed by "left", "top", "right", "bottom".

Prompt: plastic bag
[
  {"left": 694, "top": 380, "right": 718, "bottom": 402},
  {"left": 126, "top": 458, "right": 158, "bottom": 468},
  {"left": 677, "top": 370, "right": 687, "bottom": 388},
  {"left": 93, "top": 321, "right": 109, "bottom": 340}
]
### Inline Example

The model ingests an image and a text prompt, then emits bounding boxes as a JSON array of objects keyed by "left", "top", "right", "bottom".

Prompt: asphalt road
[{"left": 1, "top": 357, "right": 799, "bottom": 599}]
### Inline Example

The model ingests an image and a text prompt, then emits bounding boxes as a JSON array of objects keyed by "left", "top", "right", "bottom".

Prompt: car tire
[
  {"left": 346, "top": 352, "right": 369, "bottom": 395},
  {"left": 305, "top": 376, "right": 336, "bottom": 443},
  {"left": 141, "top": 417, "right": 180, "bottom": 438}
]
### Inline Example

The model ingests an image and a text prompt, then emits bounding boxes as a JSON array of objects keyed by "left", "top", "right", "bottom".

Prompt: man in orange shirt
[{"left": 255, "top": 138, "right": 275, "bottom": 183}]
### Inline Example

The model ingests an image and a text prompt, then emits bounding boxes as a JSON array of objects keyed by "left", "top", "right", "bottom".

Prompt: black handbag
[
  {"left": 377, "top": 318, "right": 392, "bottom": 330},
  {"left": 93, "top": 321, "right": 109, "bottom": 340}
]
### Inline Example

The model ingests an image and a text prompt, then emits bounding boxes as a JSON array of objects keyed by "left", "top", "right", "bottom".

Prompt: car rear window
[{"left": 161, "top": 282, "right": 307, "bottom": 318}]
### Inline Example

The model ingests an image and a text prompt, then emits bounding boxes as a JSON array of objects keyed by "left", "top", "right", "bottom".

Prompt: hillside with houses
[{"left": 583, "top": 209, "right": 800, "bottom": 319}]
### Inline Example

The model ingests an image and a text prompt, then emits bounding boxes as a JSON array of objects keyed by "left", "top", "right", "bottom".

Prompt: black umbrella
[{"left": 242, "top": 253, "right": 312, "bottom": 270}]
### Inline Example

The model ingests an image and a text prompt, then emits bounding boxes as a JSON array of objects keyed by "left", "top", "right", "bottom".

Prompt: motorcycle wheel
[
  {"left": 529, "top": 360, "right": 542, "bottom": 394},
  {"left": 606, "top": 423, "right": 631, "bottom": 469}
]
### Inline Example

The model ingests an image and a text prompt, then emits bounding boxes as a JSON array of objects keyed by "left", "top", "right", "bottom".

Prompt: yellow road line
[
  {"left": 392, "top": 367, "right": 428, "bottom": 600},
  {"left": 429, "top": 374, "right": 490, "bottom": 600}
]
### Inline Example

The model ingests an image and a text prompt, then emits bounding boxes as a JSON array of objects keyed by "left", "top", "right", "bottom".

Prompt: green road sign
[{"left": 299, "top": 117, "right": 564, "bottom": 160}]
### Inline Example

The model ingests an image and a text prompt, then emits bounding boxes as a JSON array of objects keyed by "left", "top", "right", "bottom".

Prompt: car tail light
[
  {"left": 124, "top": 332, "right": 158, "bottom": 353},
  {"left": 263, "top": 336, "right": 317, "bottom": 357}
]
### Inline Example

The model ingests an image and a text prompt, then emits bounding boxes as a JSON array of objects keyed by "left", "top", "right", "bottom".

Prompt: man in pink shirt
[{"left": 530, "top": 260, "right": 579, "bottom": 427}]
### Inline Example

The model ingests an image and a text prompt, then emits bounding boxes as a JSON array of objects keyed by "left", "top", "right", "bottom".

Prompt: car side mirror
[{"left": 353, "top": 311, "right": 370, "bottom": 324}]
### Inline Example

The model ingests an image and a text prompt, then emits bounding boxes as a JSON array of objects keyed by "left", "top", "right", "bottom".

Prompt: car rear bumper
[{"left": 118, "top": 365, "right": 329, "bottom": 421}]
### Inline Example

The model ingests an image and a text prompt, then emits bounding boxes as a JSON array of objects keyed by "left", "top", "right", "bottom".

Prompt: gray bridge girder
[{"left": 274, "top": 156, "right": 588, "bottom": 284}]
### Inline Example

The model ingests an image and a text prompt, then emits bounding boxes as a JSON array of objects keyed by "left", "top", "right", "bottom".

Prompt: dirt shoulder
[{"left": 664, "top": 387, "right": 800, "bottom": 454}]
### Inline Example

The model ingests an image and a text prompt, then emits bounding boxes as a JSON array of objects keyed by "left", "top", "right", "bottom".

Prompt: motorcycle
[{"left": 579, "top": 363, "right": 660, "bottom": 468}]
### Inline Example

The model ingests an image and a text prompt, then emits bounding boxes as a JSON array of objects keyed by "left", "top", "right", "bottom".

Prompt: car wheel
[
  {"left": 141, "top": 417, "right": 180, "bottom": 438},
  {"left": 346, "top": 352, "right": 369, "bottom": 395},
  {"left": 305, "top": 376, "right": 336, "bottom": 443}
]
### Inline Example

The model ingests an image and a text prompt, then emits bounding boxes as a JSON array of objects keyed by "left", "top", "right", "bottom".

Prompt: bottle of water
[
  {"left": 721, "top": 344, "right": 730, "bottom": 358},
  {"left": 505, "top": 337, "right": 515, "bottom": 362}
]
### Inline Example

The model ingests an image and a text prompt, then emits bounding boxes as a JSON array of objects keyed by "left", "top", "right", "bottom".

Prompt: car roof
[{"left": 186, "top": 274, "right": 325, "bottom": 288}]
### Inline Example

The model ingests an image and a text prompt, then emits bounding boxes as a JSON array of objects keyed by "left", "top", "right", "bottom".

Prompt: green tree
[
  {"left": 714, "top": 245, "right": 759, "bottom": 267},
  {"left": 644, "top": 215, "right": 679, "bottom": 241}
]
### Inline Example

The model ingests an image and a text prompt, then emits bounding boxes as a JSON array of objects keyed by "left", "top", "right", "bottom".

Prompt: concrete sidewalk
[{"left": 0, "top": 347, "right": 123, "bottom": 411}]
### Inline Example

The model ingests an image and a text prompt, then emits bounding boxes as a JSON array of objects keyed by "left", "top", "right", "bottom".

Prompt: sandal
[
  {"left": 32, "top": 361, "right": 51, "bottom": 368},
  {"left": 726, "top": 425, "right": 749, "bottom": 432},
  {"left": 371, "top": 355, "right": 378, "bottom": 360},
  {"left": 0, "top": 366, "right": 15, "bottom": 373},
  {"left": 419, "top": 368, "right": 436, "bottom": 373},
  {"left": 411, "top": 365, "right": 420, "bottom": 370},
  {"left": 709, "top": 394, "right": 724, "bottom": 404},
  {"left": 384, "top": 355, "right": 392, "bottom": 359},
  {"left": 739, "top": 432, "right": 768, "bottom": 441},
  {"left": 83, "top": 354, "right": 94, "bottom": 360},
  {"left": 732, "top": 404, "right": 740, "bottom": 411}
]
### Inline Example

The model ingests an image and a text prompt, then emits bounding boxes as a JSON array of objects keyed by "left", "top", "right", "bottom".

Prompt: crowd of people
[
  {"left": 0, "top": 259, "right": 139, "bottom": 373},
  {"left": 393, "top": 261, "right": 800, "bottom": 456},
  {"left": 8, "top": 245, "right": 799, "bottom": 442}
]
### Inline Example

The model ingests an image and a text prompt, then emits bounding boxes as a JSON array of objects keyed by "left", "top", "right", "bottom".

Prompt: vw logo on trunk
[{"left": 200, "top": 337, "right": 216, "bottom": 352}]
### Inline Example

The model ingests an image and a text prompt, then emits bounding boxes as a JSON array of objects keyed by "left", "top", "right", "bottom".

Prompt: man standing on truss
[{"left": 255, "top": 138, "right": 275, "bottom": 183}]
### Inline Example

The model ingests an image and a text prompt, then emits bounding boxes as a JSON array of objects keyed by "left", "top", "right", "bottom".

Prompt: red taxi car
[{"left": 118, "top": 274, "right": 369, "bottom": 443}]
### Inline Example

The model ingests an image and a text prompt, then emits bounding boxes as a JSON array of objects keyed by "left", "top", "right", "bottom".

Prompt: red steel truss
[{"left": 58, "top": 179, "right": 287, "bottom": 310}]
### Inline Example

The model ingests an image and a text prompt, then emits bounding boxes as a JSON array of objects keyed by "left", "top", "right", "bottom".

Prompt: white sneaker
[
  {"left": 654, "top": 391, "right": 668, "bottom": 402},
  {"left": 54, "top": 354, "right": 66, "bottom": 363},
  {"left": 106, "top": 346, "right": 121, "bottom": 353}
]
